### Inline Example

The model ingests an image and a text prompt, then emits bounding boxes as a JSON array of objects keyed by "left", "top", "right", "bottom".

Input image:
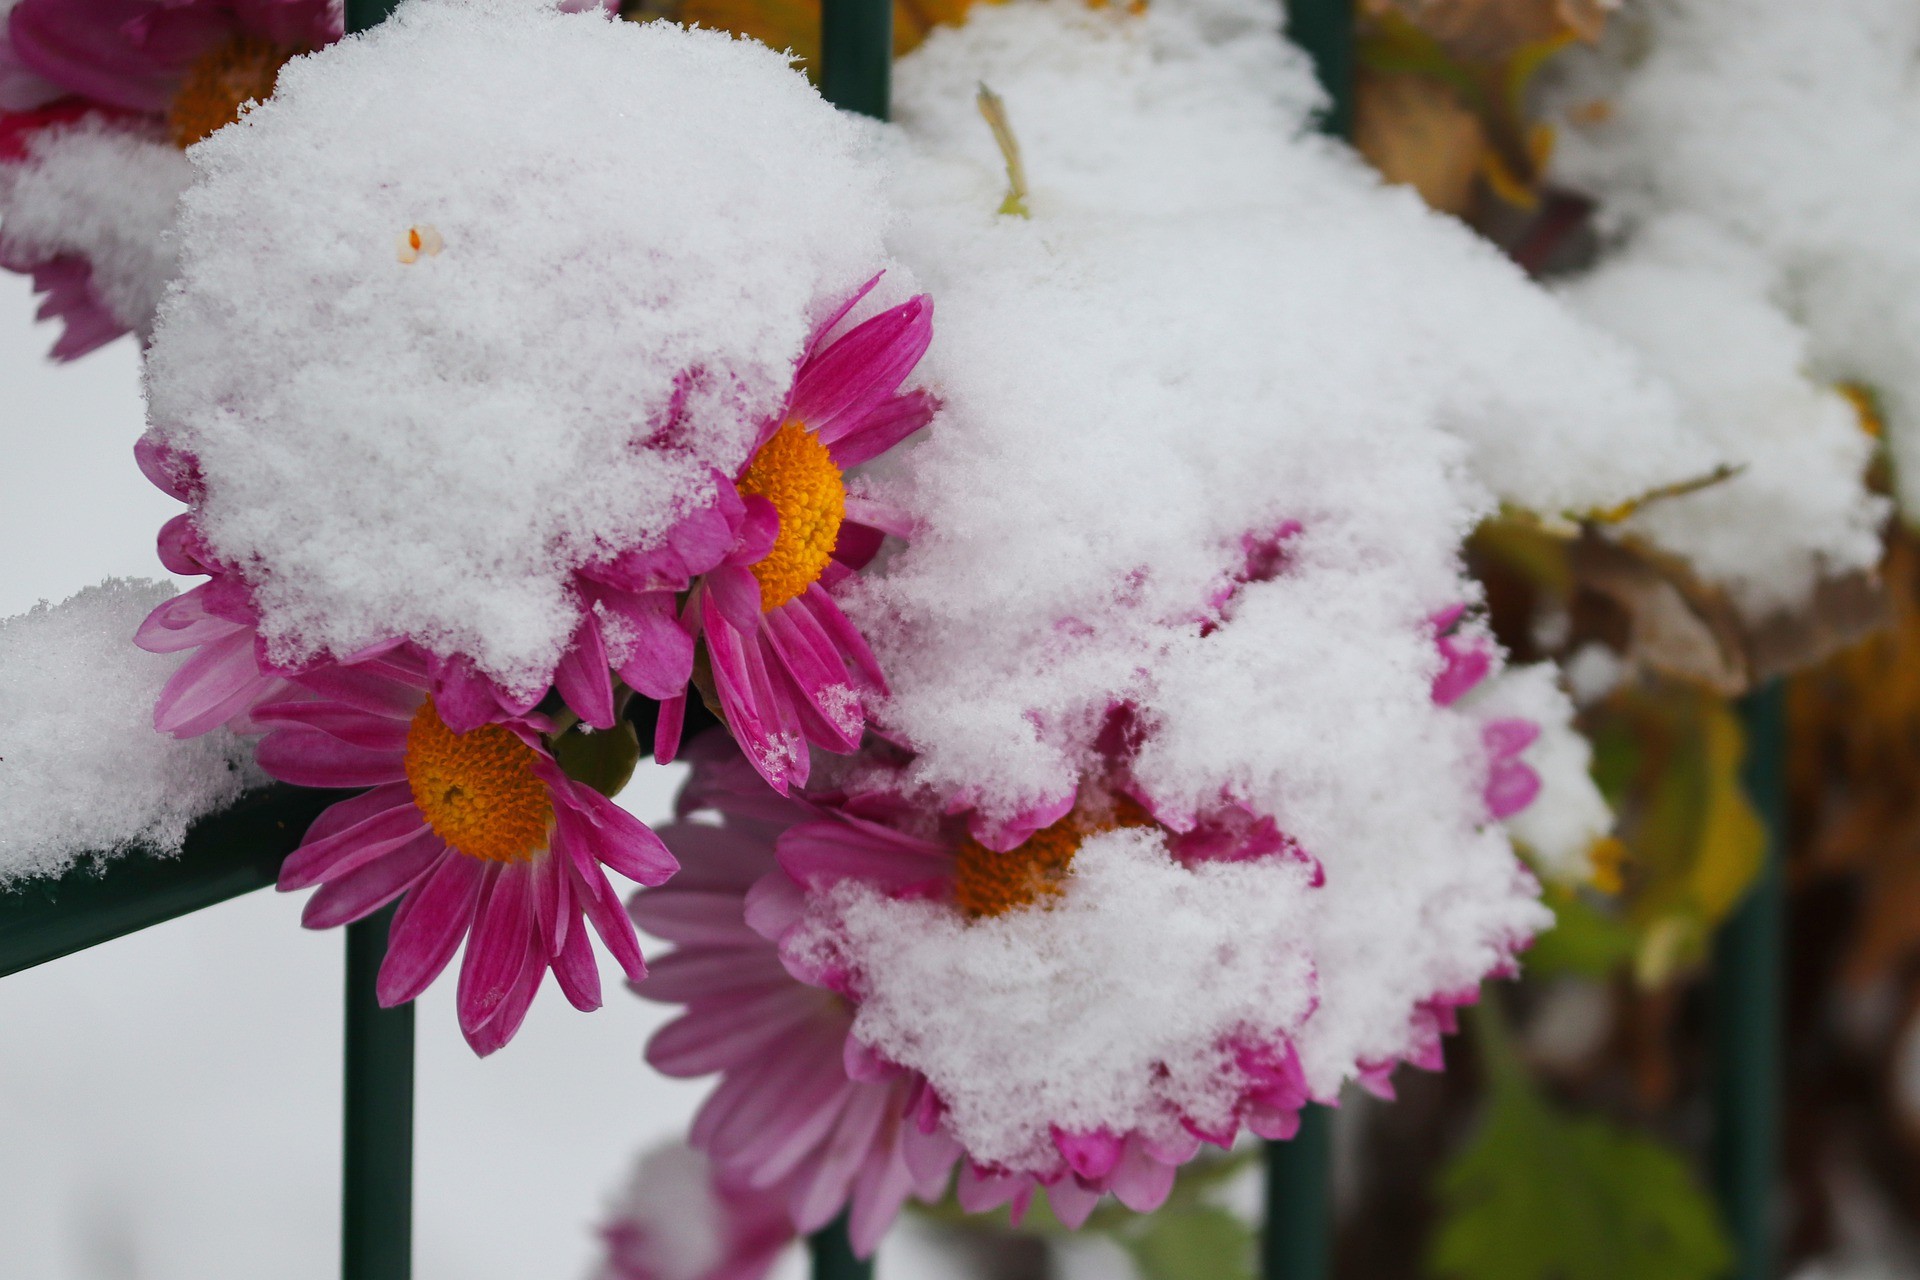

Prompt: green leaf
[
  {"left": 1524, "top": 888, "right": 1637, "bottom": 980},
  {"left": 1124, "top": 1206, "right": 1255, "bottom": 1280},
  {"left": 550, "top": 718, "right": 641, "bottom": 799},
  {"left": 1430, "top": 1067, "right": 1732, "bottom": 1280}
]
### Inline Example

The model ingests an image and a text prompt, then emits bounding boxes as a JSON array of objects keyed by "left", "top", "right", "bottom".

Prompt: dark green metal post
[
  {"left": 1711, "top": 681, "right": 1785, "bottom": 1280},
  {"left": 343, "top": 904, "right": 414, "bottom": 1280},
  {"left": 808, "top": 1213, "right": 871, "bottom": 1280},
  {"left": 820, "top": 0, "right": 891, "bottom": 121},
  {"left": 1287, "top": 0, "right": 1355, "bottom": 139},
  {"left": 1264, "top": 1104, "right": 1334, "bottom": 1280},
  {"left": 345, "top": 0, "right": 402, "bottom": 34},
  {"left": 1261, "top": 5, "right": 1349, "bottom": 1277},
  {"left": 329, "top": 7, "right": 412, "bottom": 1272},
  {"left": 810, "top": 0, "right": 887, "bottom": 1269}
]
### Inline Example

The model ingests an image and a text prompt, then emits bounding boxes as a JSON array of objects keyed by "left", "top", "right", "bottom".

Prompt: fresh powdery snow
[
  {"left": 1557, "top": 215, "right": 1887, "bottom": 618},
  {"left": 816, "top": 0, "right": 1654, "bottom": 1106},
  {"left": 1549, "top": 0, "right": 1919, "bottom": 521},
  {"left": 143, "top": 0, "right": 893, "bottom": 697},
  {"left": 0, "top": 581, "right": 256, "bottom": 885},
  {"left": 0, "top": 119, "right": 189, "bottom": 340},
  {"left": 794, "top": 829, "right": 1321, "bottom": 1171}
]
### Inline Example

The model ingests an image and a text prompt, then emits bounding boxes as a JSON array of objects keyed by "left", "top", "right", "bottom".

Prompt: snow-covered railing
[{"left": 0, "top": 1, "right": 1789, "bottom": 1278}]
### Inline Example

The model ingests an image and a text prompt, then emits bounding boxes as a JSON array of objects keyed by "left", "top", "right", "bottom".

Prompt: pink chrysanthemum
[
  {"left": 0, "top": 0, "right": 339, "bottom": 357},
  {"left": 632, "top": 735, "right": 1319, "bottom": 1242},
  {"left": 632, "top": 737, "right": 961, "bottom": 1255},
  {"left": 252, "top": 647, "right": 677, "bottom": 1055},
  {"left": 660, "top": 277, "right": 935, "bottom": 794},
  {"left": 595, "top": 1144, "right": 794, "bottom": 1280}
]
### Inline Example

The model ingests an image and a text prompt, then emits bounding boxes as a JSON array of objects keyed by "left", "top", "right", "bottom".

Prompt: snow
[
  {"left": 1548, "top": 0, "right": 1920, "bottom": 522},
  {"left": 793, "top": 828, "right": 1319, "bottom": 1172},
  {"left": 0, "top": 118, "right": 190, "bottom": 339},
  {"left": 0, "top": 578, "right": 256, "bottom": 885},
  {"left": 1556, "top": 214, "right": 1886, "bottom": 618},
  {"left": 595, "top": 1146, "right": 727, "bottom": 1280},
  {"left": 144, "top": 0, "right": 893, "bottom": 698},
  {"left": 817, "top": 0, "right": 1686, "bottom": 1097}
]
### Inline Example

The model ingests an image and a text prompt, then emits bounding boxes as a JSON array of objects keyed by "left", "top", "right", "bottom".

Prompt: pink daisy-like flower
[
  {"left": 632, "top": 736, "right": 961, "bottom": 1255},
  {"left": 634, "top": 735, "right": 1315, "bottom": 1242},
  {"left": 595, "top": 1144, "right": 795, "bottom": 1280},
  {"left": 660, "top": 277, "right": 935, "bottom": 794},
  {"left": 252, "top": 646, "right": 677, "bottom": 1055},
  {"left": 0, "top": 0, "right": 338, "bottom": 357}
]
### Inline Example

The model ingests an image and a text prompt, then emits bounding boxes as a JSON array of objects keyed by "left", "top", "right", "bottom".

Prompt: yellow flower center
[
  {"left": 404, "top": 699, "right": 553, "bottom": 864},
  {"left": 737, "top": 421, "right": 846, "bottom": 612},
  {"left": 167, "top": 35, "right": 292, "bottom": 149},
  {"left": 953, "top": 798, "right": 1154, "bottom": 918}
]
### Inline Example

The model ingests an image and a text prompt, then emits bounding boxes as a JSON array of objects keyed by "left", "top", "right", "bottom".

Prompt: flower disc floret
[
  {"left": 167, "top": 35, "right": 293, "bottom": 149},
  {"left": 404, "top": 699, "right": 552, "bottom": 863},
  {"left": 738, "top": 421, "right": 847, "bottom": 610}
]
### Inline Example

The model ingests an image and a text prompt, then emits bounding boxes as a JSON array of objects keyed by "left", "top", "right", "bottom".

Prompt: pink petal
[
  {"left": 555, "top": 615, "right": 616, "bottom": 731},
  {"left": 377, "top": 849, "right": 483, "bottom": 1006},
  {"left": 300, "top": 829, "right": 445, "bottom": 929},
  {"left": 256, "top": 726, "right": 408, "bottom": 788}
]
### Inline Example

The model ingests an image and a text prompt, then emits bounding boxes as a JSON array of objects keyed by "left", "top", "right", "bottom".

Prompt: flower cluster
[{"left": 138, "top": 272, "right": 936, "bottom": 1054}]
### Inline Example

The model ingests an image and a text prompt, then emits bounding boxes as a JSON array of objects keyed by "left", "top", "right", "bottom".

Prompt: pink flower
[
  {"left": 635, "top": 736, "right": 1316, "bottom": 1239},
  {"left": 595, "top": 1144, "right": 794, "bottom": 1280},
  {"left": 253, "top": 647, "right": 677, "bottom": 1055},
  {"left": 0, "top": 0, "right": 340, "bottom": 357},
  {"left": 661, "top": 277, "right": 935, "bottom": 794},
  {"left": 631, "top": 737, "right": 960, "bottom": 1256}
]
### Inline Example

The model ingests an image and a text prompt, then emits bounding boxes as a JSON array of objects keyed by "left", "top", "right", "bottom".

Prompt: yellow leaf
[{"left": 1687, "top": 697, "right": 1765, "bottom": 922}]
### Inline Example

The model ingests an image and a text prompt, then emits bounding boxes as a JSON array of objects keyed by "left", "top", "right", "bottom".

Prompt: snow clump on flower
[
  {"left": 0, "top": 579, "right": 257, "bottom": 884},
  {"left": 1548, "top": 0, "right": 1906, "bottom": 561},
  {"left": 143, "top": 0, "right": 897, "bottom": 700}
]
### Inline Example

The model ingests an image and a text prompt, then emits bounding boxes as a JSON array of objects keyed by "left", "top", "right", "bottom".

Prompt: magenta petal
[
  {"left": 654, "top": 693, "right": 687, "bottom": 763},
  {"left": 705, "top": 565, "right": 763, "bottom": 637},
  {"left": 605, "top": 589, "right": 695, "bottom": 701},
  {"left": 555, "top": 615, "right": 616, "bottom": 730},
  {"left": 465, "top": 926, "right": 547, "bottom": 1056},
  {"left": 256, "top": 726, "right": 408, "bottom": 788},
  {"left": 152, "top": 627, "right": 269, "bottom": 737},
  {"left": 1054, "top": 1129, "right": 1123, "bottom": 1181},
  {"left": 250, "top": 699, "right": 410, "bottom": 751},
  {"left": 291, "top": 663, "right": 424, "bottom": 719},
  {"left": 788, "top": 295, "right": 933, "bottom": 446},
  {"left": 457, "top": 863, "right": 533, "bottom": 1032},
  {"left": 1485, "top": 759, "right": 1542, "bottom": 820},
  {"left": 550, "top": 918, "right": 603, "bottom": 1012},
  {"left": 560, "top": 785, "right": 680, "bottom": 886},
  {"left": 299, "top": 783, "right": 415, "bottom": 851},
  {"left": 800, "top": 585, "right": 885, "bottom": 692},
  {"left": 377, "top": 850, "right": 482, "bottom": 1006},
  {"left": 562, "top": 830, "right": 649, "bottom": 983},
  {"left": 1482, "top": 717, "right": 1541, "bottom": 760},
  {"left": 279, "top": 803, "right": 428, "bottom": 891},
  {"left": 826, "top": 388, "right": 935, "bottom": 469},
  {"left": 300, "top": 829, "right": 445, "bottom": 930}
]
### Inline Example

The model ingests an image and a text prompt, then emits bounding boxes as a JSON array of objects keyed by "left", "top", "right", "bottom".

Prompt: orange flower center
[
  {"left": 953, "top": 797, "right": 1155, "bottom": 918},
  {"left": 404, "top": 699, "right": 553, "bottom": 864},
  {"left": 737, "top": 421, "right": 846, "bottom": 612},
  {"left": 167, "top": 35, "right": 292, "bottom": 149}
]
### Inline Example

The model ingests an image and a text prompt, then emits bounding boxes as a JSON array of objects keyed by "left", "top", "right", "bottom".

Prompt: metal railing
[{"left": 0, "top": 1, "right": 1784, "bottom": 1277}]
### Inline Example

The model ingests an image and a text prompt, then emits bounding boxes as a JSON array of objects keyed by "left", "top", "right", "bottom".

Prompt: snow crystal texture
[
  {"left": 0, "top": 581, "right": 256, "bottom": 885},
  {"left": 144, "top": 0, "right": 892, "bottom": 695},
  {"left": 819, "top": 0, "right": 1642, "bottom": 1109},
  {"left": 0, "top": 119, "right": 189, "bottom": 336},
  {"left": 1550, "top": 0, "right": 1918, "bottom": 522}
]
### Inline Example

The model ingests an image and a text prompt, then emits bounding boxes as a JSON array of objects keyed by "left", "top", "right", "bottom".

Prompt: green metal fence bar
[
  {"left": 0, "top": 784, "right": 336, "bottom": 978},
  {"left": 1261, "top": 2, "right": 1349, "bottom": 1277},
  {"left": 1264, "top": 1103, "right": 1334, "bottom": 1280},
  {"left": 344, "top": 903, "right": 415, "bottom": 1280},
  {"left": 1713, "top": 681, "right": 1786, "bottom": 1280},
  {"left": 810, "top": 0, "right": 886, "bottom": 1273}
]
